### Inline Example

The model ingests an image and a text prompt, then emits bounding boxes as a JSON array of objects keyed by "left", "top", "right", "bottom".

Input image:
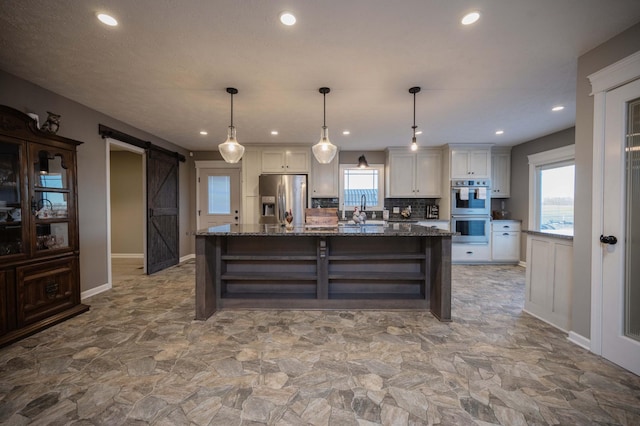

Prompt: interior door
[
  {"left": 602, "top": 77, "right": 640, "bottom": 375},
  {"left": 146, "top": 148, "right": 179, "bottom": 274},
  {"left": 198, "top": 168, "right": 240, "bottom": 228}
]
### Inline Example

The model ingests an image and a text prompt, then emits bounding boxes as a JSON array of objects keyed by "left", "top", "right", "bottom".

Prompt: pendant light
[
  {"left": 312, "top": 87, "right": 338, "bottom": 164},
  {"left": 409, "top": 86, "right": 421, "bottom": 151},
  {"left": 218, "top": 87, "right": 245, "bottom": 163},
  {"left": 358, "top": 155, "right": 369, "bottom": 168}
]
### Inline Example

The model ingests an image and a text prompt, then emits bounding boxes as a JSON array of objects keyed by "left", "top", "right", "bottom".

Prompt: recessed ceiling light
[
  {"left": 97, "top": 13, "right": 118, "bottom": 27},
  {"left": 271, "top": 131, "right": 278, "bottom": 135},
  {"left": 279, "top": 12, "right": 296, "bottom": 26},
  {"left": 552, "top": 105, "right": 565, "bottom": 111},
  {"left": 342, "top": 130, "right": 350, "bottom": 135},
  {"left": 199, "top": 131, "right": 208, "bottom": 135},
  {"left": 415, "top": 130, "right": 423, "bottom": 135},
  {"left": 495, "top": 130, "right": 504, "bottom": 135},
  {"left": 461, "top": 11, "right": 480, "bottom": 25}
]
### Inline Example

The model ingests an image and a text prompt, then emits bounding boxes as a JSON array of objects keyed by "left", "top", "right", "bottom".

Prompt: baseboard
[
  {"left": 81, "top": 282, "right": 111, "bottom": 301},
  {"left": 111, "top": 253, "right": 144, "bottom": 259},
  {"left": 180, "top": 253, "right": 196, "bottom": 263},
  {"left": 568, "top": 331, "right": 591, "bottom": 351},
  {"left": 518, "top": 260, "right": 526, "bottom": 268},
  {"left": 522, "top": 308, "right": 568, "bottom": 333}
]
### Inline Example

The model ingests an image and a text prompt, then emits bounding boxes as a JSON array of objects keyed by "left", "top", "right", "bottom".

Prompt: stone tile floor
[{"left": 1, "top": 261, "right": 639, "bottom": 425}]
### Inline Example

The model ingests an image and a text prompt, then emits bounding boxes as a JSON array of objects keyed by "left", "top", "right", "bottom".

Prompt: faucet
[{"left": 359, "top": 194, "right": 367, "bottom": 223}]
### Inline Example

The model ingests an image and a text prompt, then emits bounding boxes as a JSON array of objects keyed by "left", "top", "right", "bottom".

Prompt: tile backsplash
[{"left": 311, "top": 197, "right": 440, "bottom": 220}]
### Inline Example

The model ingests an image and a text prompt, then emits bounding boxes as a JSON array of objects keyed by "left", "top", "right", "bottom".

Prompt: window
[
  {"left": 528, "top": 145, "right": 575, "bottom": 236},
  {"left": 207, "top": 175, "right": 230, "bottom": 214},
  {"left": 339, "top": 164, "right": 385, "bottom": 211}
]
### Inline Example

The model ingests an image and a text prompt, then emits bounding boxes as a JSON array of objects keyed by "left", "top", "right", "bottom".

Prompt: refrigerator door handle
[{"left": 277, "top": 183, "right": 285, "bottom": 223}]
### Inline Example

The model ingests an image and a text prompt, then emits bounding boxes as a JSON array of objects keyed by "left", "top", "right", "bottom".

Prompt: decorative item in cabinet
[{"left": 0, "top": 105, "right": 87, "bottom": 348}]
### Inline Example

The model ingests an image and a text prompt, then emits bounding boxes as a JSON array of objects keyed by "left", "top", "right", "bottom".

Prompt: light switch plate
[{"left": 393, "top": 207, "right": 400, "bottom": 213}]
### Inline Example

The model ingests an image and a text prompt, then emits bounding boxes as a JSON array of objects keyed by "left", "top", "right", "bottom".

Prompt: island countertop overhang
[{"left": 196, "top": 223, "right": 453, "bottom": 237}]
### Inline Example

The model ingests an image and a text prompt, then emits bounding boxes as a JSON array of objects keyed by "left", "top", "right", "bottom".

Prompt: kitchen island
[{"left": 195, "top": 223, "right": 452, "bottom": 321}]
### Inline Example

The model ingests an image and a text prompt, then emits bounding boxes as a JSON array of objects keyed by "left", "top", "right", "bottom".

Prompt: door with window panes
[{"left": 198, "top": 168, "right": 240, "bottom": 228}]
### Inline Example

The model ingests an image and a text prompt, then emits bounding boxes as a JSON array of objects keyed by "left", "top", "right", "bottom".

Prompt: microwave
[{"left": 451, "top": 180, "right": 491, "bottom": 215}]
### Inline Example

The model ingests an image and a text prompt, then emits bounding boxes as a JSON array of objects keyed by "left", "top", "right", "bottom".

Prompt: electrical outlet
[{"left": 393, "top": 207, "right": 400, "bottom": 214}]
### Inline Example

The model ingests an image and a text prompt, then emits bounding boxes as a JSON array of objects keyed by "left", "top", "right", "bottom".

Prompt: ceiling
[{"left": 1, "top": 1, "right": 640, "bottom": 152}]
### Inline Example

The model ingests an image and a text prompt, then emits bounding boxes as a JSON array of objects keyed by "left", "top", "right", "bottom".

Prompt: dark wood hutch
[{"left": 0, "top": 105, "right": 88, "bottom": 347}]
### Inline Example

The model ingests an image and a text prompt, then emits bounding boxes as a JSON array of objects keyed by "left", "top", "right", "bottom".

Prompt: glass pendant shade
[
  {"left": 358, "top": 155, "right": 369, "bottom": 168},
  {"left": 218, "top": 87, "right": 244, "bottom": 163},
  {"left": 411, "top": 136, "right": 418, "bottom": 151},
  {"left": 312, "top": 87, "right": 338, "bottom": 164},
  {"left": 218, "top": 125, "right": 245, "bottom": 163},
  {"left": 409, "top": 86, "right": 421, "bottom": 151},
  {"left": 312, "top": 126, "right": 338, "bottom": 164}
]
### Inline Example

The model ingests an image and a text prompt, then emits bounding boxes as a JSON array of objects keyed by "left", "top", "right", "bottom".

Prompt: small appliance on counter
[{"left": 425, "top": 204, "right": 439, "bottom": 219}]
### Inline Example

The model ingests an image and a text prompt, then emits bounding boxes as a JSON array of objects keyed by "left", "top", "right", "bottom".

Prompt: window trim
[
  {"left": 528, "top": 144, "right": 575, "bottom": 234},
  {"left": 338, "top": 163, "right": 385, "bottom": 211}
]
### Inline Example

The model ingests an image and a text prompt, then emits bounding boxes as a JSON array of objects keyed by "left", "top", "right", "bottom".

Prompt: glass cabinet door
[
  {"left": 30, "top": 144, "right": 74, "bottom": 254},
  {"left": 0, "top": 140, "right": 25, "bottom": 257}
]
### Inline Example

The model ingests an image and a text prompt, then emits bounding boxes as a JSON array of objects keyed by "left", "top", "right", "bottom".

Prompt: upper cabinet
[
  {"left": 449, "top": 146, "right": 491, "bottom": 179},
  {"left": 310, "top": 155, "right": 339, "bottom": 197},
  {"left": 262, "top": 148, "right": 310, "bottom": 173},
  {"left": 491, "top": 147, "right": 511, "bottom": 198},
  {"left": 386, "top": 148, "right": 442, "bottom": 198}
]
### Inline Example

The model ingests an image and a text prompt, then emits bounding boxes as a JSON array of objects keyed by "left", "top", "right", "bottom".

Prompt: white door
[
  {"left": 602, "top": 77, "right": 640, "bottom": 375},
  {"left": 198, "top": 168, "right": 240, "bottom": 228}
]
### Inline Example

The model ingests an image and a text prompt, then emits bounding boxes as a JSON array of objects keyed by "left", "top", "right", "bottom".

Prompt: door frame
[
  {"left": 588, "top": 50, "right": 640, "bottom": 355},
  {"left": 105, "top": 138, "right": 147, "bottom": 286},
  {"left": 194, "top": 160, "right": 242, "bottom": 229}
]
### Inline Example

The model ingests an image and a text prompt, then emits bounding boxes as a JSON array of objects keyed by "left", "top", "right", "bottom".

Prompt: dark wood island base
[{"left": 195, "top": 223, "right": 451, "bottom": 321}]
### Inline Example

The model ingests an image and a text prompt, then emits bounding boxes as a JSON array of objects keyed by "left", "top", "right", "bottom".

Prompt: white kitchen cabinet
[
  {"left": 491, "top": 147, "right": 511, "bottom": 198},
  {"left": 525, "top": 233, "right": 573, "bottom": 331},
  {"left": 241, "top": 149, "right": 261, "bottom": 224},
  {"left": 310, "top": 155, "right": 339, "bottom": 197},
  {"left": 450, "top": 147, "right": 491, "bottom": 179},
  {"left": 491, "top": 220, "right": 520, "bottom": 262},
  {"left": 452, "top": 243, "right": 491, "bottom": 263},
  {"left": 261, "top": 148, "right": 310, "bottom": 173},
  {"left": 386, "top": 148, "right": 442, "bottom": 197}
]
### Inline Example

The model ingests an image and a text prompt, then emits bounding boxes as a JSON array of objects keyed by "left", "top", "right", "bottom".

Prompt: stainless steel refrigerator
[{"left": 259, "top": 174, "right": 307, "bottom": 226}]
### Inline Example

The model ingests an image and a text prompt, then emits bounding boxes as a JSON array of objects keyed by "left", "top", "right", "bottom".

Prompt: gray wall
[
  {"left": 573, "top": 22, "right": 640, "bottom": 338},
  {"left": 0, "top": 69, "right": 194, "bottom": 293},
  {"left": 509, "top": 127, "right": 576, "bottom": 261},
  {"left": 110, "top": 151, "right": 143, "bottom": 254}
]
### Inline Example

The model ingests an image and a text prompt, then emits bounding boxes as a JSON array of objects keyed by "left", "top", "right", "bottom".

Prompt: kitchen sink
[{"left": 338, "top": 219, "right": 387, "bottom": 226}]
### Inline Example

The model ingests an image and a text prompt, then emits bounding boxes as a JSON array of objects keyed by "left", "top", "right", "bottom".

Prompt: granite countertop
[
  {"left": 523, "top": 229, "right": 574, "bottom": 241},
  {"left": 196, "top": 223, "right": 453, "bottom": 237}
]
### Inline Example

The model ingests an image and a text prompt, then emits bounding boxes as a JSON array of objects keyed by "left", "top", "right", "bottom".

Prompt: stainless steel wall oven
[
  {"left": 451, "top": 179, "right": 491, "bottom": 215},
  {"left": 451, "top": 179, "right": 491, "bottom": 244}
]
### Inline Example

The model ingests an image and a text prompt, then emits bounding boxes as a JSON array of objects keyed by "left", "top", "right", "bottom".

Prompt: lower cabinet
[
  {"left": 1, "top": 255, "right": 88, "bottom": 347},
  {"left": 524, "top": 233, "right": 573, "bottom": 331},
  {"left": 452, "top": 243, "right": 491, "bottom": 263},
  {"left": 0, "top": 269, "right": 8, "bottom": 336},
  {"left": 17, "top": 256, "right": 78, "bottom": 327},
  {"left": 491, "top": 220, "right": 521, "bottom": 263}
]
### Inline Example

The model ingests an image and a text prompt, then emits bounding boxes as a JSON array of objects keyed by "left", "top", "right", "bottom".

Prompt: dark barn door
[{"left": 146, "top": 147, "right": 179, "bottom": 274}]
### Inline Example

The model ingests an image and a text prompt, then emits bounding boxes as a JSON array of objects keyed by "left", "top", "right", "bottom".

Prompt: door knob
[{"left": 600, "top": 235, "right": 618, "bottom": 245}]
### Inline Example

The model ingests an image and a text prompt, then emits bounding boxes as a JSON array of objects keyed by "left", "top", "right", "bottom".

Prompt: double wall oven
[{"left": 451, "top": 179, "right": 491, "bottom": 243}]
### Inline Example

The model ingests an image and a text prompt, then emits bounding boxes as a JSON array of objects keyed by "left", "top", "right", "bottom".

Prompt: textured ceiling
[{"left": 1, "top": 0, "right": 640, "bottom": 151}]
